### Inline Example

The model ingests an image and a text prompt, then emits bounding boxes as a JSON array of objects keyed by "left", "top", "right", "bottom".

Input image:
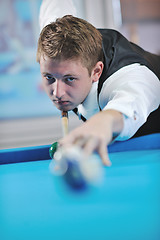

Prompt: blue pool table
[{"left": 0, "top": 134, "right": 160, "bottom": 240}]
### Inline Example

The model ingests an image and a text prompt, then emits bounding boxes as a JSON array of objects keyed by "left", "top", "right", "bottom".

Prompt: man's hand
[{"left": 59, "top": 109, "right": 124, "bottom": 166}]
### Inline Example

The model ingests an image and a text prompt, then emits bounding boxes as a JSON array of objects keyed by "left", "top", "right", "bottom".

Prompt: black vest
[
  {"left": 98, "top": 29, "right": 160, "bottom": 95},
  {"left": 73, "top": 29, "right": 160, "bottom": 137}
]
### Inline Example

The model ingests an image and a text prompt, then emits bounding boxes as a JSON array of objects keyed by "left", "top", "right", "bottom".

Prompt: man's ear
[{"left": 91, "top": 61, "right": 104, "bottom": 83}]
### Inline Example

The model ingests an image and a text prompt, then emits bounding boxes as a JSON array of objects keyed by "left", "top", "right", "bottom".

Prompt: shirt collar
[{"left": 77, "top": 81, "right": 99, "bottom": 119}]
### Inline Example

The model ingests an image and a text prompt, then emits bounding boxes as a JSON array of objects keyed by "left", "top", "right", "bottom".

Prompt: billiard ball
[
  {"left": 49, "top": 141, "right": 58, "bottom": 159},
  {"left": 49, "top": 145, "right": 104, "bottom": 190}
]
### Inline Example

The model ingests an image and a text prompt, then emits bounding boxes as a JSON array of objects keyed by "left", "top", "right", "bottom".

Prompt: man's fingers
[
  {"left": 77, "top": 137, "right": 112, "bottom": 167},
  {"left": 98, "top": 143, "right": 112, "bottom": 166},
  {"left": 59, "top": 133, "right": 112, "bottom": 166},
  {"left": 82, "top": 137, "right": 99, "bottom": 155}
]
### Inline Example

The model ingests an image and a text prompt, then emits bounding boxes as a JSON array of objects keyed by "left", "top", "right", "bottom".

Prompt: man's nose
[{"left": 53, "top": 80, "right": 65, "bottom": 99}]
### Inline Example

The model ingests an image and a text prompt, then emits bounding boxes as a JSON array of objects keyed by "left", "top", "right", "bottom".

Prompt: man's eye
[
  {"left": 45, "top": 75, "right": 55, "bottom": 82},
  {"left": 65, "top": 77, "right": 75, "bottom": 83},
  {"left": 46, "top": 75, "right": 53, "bottom": 80}
]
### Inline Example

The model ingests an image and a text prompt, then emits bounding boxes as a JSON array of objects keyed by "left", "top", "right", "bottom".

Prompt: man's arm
[{"left": 59, "top": 109, "right": 124, "bottom": 165}]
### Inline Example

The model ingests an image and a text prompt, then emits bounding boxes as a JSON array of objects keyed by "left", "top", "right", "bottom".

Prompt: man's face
[{"left": 40, "top": 55, "right": 94, "bottom": 111}]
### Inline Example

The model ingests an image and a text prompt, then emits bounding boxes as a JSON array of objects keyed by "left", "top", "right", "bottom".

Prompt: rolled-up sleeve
[{"left": 99, "top": 64, "right": 160, "bottom": 140}]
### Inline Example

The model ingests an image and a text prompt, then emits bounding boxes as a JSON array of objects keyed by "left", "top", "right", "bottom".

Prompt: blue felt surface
[{"left": 0, "top": 148, "right": 160, "bottom": 240}]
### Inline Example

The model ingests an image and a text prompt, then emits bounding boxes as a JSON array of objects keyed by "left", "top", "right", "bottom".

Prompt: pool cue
[
  {"left": 57, "top": 110, "right": 103, "bottom": 189},
  {"left": 61, "top": 111, "right": 68, "bottom": 136}
]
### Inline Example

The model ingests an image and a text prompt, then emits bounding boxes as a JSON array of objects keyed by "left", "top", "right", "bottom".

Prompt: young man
[{"left": 37, "top": 15, "right": 160, "bottom": 165}]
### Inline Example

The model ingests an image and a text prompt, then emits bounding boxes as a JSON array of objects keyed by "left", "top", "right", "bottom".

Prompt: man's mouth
[{"left": 53, "top": 100, "right": 70, "bottom": 106}]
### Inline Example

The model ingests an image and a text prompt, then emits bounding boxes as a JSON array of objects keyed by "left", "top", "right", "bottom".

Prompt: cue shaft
[{"left": 61, "top": 111, "right": 68, "bottom": 136}]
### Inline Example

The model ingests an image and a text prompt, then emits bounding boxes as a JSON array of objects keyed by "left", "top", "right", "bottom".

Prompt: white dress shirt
[{"left": 77, "top": 63, "right": 160, "bottom": 141}]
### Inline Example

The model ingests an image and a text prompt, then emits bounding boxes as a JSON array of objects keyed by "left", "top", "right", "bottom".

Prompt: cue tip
[{"left": 61, "top": 111, "right": 68, "bottom": 118}]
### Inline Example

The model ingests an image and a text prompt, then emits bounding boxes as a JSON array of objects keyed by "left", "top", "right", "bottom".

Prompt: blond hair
[{"left": 37, "top": 15, "right": 103, "bottom": 75}]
